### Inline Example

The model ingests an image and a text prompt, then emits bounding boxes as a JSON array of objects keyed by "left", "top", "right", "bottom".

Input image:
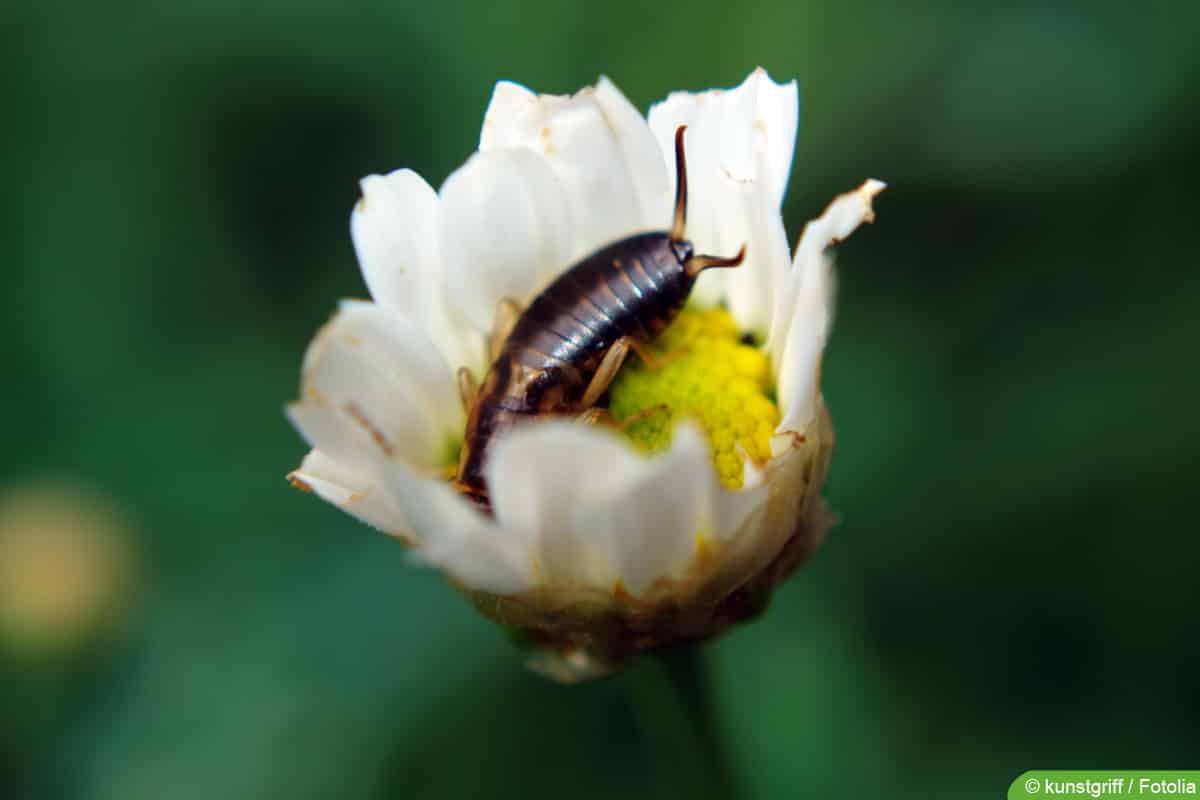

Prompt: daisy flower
[{"left": 287, "top": 68, "right": 883, "bottom": 681}]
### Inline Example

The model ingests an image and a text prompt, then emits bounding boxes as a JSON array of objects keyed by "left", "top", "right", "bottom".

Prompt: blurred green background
[{"left": 3, "top": 1, "right": 1198, "bottom": 797}]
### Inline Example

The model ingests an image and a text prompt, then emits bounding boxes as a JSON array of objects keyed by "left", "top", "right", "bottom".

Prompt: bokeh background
[{"left": 4, "top": 1, "right": 1198, "bottom": 797}]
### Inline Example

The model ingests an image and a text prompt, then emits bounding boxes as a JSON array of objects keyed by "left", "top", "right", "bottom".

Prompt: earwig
[{"left": 453, "top": 126, "right": 746, "bottom": 511}]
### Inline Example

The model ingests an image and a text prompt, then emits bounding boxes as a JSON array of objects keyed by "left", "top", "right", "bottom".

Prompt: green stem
[{"left": 625, "top": 646, "right": 737, "bottom": 799}]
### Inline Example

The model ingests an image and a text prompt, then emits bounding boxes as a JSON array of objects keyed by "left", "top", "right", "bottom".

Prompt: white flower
[{"left": 287, "top": 68, "right": 884, "bottom": 680}]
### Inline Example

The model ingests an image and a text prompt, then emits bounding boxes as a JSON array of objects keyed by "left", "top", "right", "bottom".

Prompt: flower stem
[{"left": 626, "top": 646, "right": 737, "bottom": 799}]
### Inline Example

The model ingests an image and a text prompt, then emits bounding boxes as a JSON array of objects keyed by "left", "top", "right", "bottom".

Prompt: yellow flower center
[{"left": 608, "top": 308, "right": 779, "bottom": 489}]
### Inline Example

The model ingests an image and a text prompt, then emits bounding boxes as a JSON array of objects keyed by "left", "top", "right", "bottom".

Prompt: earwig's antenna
[
  {"left": 686, "top": 244, "right": 746, "bottom": 278},
  {"left": 669, "top": 125, "right": 688, "bottom": 242}
]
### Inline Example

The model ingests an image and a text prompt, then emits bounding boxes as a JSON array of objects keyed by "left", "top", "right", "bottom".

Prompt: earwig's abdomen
[
  {"left": 456, "top": 232, "right": 697, "bottom": 505},
  {"left": 514, "top": 233, "right": 694, "bottom": 357}
]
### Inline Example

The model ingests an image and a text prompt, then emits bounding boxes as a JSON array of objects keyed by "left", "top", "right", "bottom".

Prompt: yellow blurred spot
[
  {"left": 0, "top": 482, "right": 137, "bottom": 658},
  {"left": 609, "top": 308, "right": 779, "bottom": 489}
]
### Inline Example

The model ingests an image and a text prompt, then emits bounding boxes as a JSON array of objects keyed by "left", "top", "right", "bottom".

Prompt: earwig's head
[
  {"left": 669, "top": 238, "right": 694, "bottom": 265},
  {"left": 667, "top": 125, "right": 747, "bottom": 278}
]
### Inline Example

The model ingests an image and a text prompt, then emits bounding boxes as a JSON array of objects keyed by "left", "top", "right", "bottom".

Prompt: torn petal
[
  {"left": 289, "top": 449, "right": 413, "bottom": 540},
  {"left": 767, "top": 179, "right": 886, "bottom": 371}
]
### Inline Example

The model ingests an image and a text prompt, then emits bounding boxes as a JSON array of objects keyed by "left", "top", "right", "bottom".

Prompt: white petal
[
  {"left": 570, "top": 424, "right": 716, "bottom": 595},
  {"left": 709, "top": 159, "right": 793, "bottom": 337},
  {"left": 771, "top": 179, "right": 886, "bottom": 432},
  {"left": 293, "top": 300, "right": 461, "bottom": 471},
  {"left": 352, "top": 170, "right": 437, "bottom": 315},
  {"left": 793, "top": 179, "right": 887, "bottom": 287},
  {"left": 288, "top": 449, "right": 411, "bottom": 538},
  {"left": 478, "top": 78, "right": 660, "bottom": 258},
  {"left": 485, "top": 421, "right": 724, "bottom": 596},
  {"left": 648, "top": 69, "right": 799, "bottom": 316},
  {"left": 592, "top": 76, "right": 672, "bottom": 229},
  {"left": 774, "top": 262, "right": 831, "bottom": 433},
  {"left": 351, "top": 170, "right": 482, "bottom": 372},
  {"left": 767, "top": 178, "right": 886, "bottom": 357},
  {"left": 288, "top": 405, "right": 533, "bottom": 594},
  {"left": 484, "top": 423, "right": 630, "bottom": 589},
  {"left": 479, "top": 80, "right": 540, "bottom": 149},
  {"left": 388, "top": 470, "right": 532, "bottom": 595},
  {"left": 717, "top": 68, "right": 799, "bottom": 208},
  {"left": 438, "top": 148, "right": 574, "bottom": 332}
]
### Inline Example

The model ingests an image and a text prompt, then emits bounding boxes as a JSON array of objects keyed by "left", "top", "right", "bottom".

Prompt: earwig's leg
[
  {"left": 626, "top": 338, "right": 666, "bottom": 371},
  {"left": 489, "top": 297, "right": 523, "bottom": 360},
  {"left": 457, "top": 367, "right": 479, "bottom": 414},
  {"left": 577, "top": 407, "right": 609, "bottom": 426},
  {"left": 579, "top": 337, "right": 633, "bottom": 409},
  {"left": 579, "top": 335, "right": 672, "bottom": 411},
  {"left": 577, "top": 404, "right": 669, "bottom": 430},
  {"left": 613, "top": 404, "right": 670, "bottom": 430}
]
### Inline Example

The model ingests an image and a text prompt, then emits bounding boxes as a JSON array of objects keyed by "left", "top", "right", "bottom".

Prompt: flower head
[{"left": 287, "top": 68, "right": 883, "bottom": 681}]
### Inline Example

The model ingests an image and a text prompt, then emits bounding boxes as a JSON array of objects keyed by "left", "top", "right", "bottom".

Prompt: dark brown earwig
[{"left": 453, "top": 126, "right": 746, "bottom": 511}]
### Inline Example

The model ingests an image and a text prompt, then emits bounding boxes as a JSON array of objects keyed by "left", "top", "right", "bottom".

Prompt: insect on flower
[
  {"left": 286, "top": 69, "right": 885, "bottom": 681},
  {"left": 454, "top": 126, "right": 746, "bottom": 511}
]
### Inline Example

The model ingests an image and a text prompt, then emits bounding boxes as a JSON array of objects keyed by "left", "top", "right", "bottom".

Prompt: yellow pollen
[{"left": 608, "top": 308, "right": 779, "bottom": 489}]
